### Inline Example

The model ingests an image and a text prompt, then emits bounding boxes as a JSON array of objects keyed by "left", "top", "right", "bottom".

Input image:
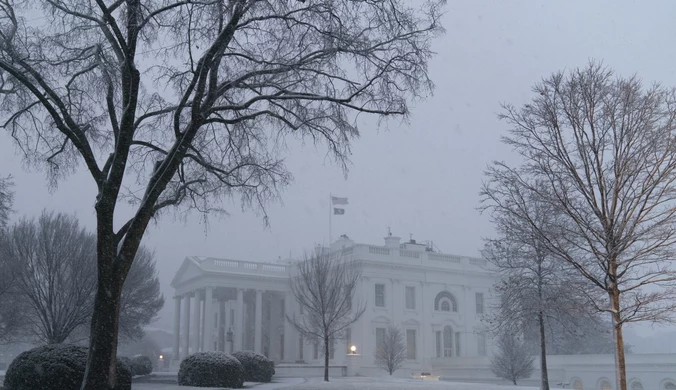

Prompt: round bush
[
  {"left": 232, "top": 351, "right": 275, "bottom": 383},
  {"left": 118, "top": 356, "right": 132, "bottom": 372},
  {"left": 178, "top": 352, "right": 244, "bottom": 388},
  {"left": 3, "top": 344, "right": 131, "bottom": 390},
  {"left": 130, "top": 355, "right": 153, "bottom": 376}
]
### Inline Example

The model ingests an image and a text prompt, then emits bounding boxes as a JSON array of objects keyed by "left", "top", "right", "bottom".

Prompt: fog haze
[{"left": 2, "top": 0, "right": 676, "bottom": 341}]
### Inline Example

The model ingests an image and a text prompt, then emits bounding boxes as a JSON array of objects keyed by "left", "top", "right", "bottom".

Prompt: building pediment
[{"left": 171, "top": 257, "right": 205, "bottom": 288}]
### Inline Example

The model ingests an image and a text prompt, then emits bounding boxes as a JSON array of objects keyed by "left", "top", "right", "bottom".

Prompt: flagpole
[{"left": 329, "top": 193, "right": 333, "bottom": 246}]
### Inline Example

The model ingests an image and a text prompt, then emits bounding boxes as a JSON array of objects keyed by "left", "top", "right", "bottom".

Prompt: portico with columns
[{"left": 171, "top": 257, "right": 298, "bottom": 364}]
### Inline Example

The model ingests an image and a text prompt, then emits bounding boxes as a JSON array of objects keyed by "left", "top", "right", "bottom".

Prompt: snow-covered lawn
[
  {"left": 132, "top": 377, "right": 304, "bottom": 390},
  {"left": 286, "top": 377, "right": 564, "bottom": 390},
  {"left": 132, "top": 377, "right": 564, "bottom": 390}
]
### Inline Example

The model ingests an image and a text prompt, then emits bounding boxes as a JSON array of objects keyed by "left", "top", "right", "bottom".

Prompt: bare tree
[
  {"left": 374, "top": 325, "right": 406, "bottom": 376},
  {"left": 287, "top": 248, "right": 366, "bottom": 382},
  {"left": 481, "top": 187, "right": 595, "bottom": 390},
  {"left": 0, "top": 211, "right": 164, "bottom": 343},
  {"left": 0, "top": 177, "right": 22, "bottom": 343},
  {"left": 483, "top": 62, "right": 676, "bottom": 390},
  {"left": 0, "top": 175, "right": 18, "bottom": 341},
  {"left": 491, "top": 330, "right": 535, "bottom": 385},
  {"left": 118, "top": 246, "right": 165, "bottom": 342},
  {"left": 0, "top": 175, "right": 12, "bottom": 231},
  {"left": 3, "top": 211, "right": 98, "bottom": 344},
  {"left": 0, "top": 0, "right": 443, "bottom": 385}
]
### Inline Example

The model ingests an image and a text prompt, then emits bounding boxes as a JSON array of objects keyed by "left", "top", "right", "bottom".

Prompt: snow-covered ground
[
  {"left": 132, "top": 377, "right": 304, "bottom": 389},
  {"left": 289, "top": 377, "right": 563, "bottom": 390},
  {"left": 131, "top": 377, "right": 564, "bottom": 390}
]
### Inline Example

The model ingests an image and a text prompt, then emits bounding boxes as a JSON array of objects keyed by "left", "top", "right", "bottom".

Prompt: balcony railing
[
  {"left": 212, "top": 259, "right": 288, "bottom": 273},
  {"left": 336, "top": 245, "right": 490, "bottom": 270}
]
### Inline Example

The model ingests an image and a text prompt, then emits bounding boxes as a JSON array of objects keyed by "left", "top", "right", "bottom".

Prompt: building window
[
  {"left": 477, "top": 332, "right": 486, "bottom": 356},
  {"left": 630, "top": 381, "right": 643, "bottom": 390},
  {"left": 375, "top": 283, "right": 385, "bottom": 307},
  {"left": 375, "top": 327, "right": 386, "bottom": 351},
  {"left": 600, "top": 380, "right": 612, "bottom": 390},
  {"left": 664, "top": 383, "right": 676, "bottom": 390},
  {"left": 299, "top": 336, "right": 304, "bottom": 361},
  {"left": 405, "top": 286, "right": 415, "bottom": 310},
  {"left": 434, "top": 291, "right": 458, "bottom": 312},
  {"left": 476, "top": 292, "right": 484, "bottom": 314},
  {"left": 346, "top": 286, "right": 352, "bottom": 311},
  {"left": 572, "top": 379, "right": 583, "bottom": 390},
  {"left": 435, "top": 331, "right": 442, "bottom": 358},
  {"left": 406, "top": 329, "right": 416, "bottom": 360},
  {"left": 441, "top": 300, "right": 451, "bottom": 312},
  {"left": 313, "top": 341, "right": 319, "bottom": 360},
  {"left": 330, "top": 339, "right": 335, "bottom": 359},
  {"left": 443, "top": 326, "right": 453, "bottom": 357},
  {"left": 346, "top": 328, "right": 352, "bottom": 354},
  {"left": 280, "top": 334, "right": 285, "bottom": 360},
  {"left": 455, "top": 332, "right": 461, "bottom": 357}
]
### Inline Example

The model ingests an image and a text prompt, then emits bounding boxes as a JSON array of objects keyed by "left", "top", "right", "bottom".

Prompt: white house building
[
  {"left": 170, "top": 233, "right": 497, "bottom": 375},
  {"left": 169, "top": 233, "right": 676, "bottom": 389}
]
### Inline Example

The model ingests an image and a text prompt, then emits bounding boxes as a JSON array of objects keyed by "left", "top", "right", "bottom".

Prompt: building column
[
  {"left": 192, "top": 290, "right": 201, "bottom": 353},
  {"left": 182, "top": 293, "right": 191, "bottom": 359},
  {"left": 234, "top": 288, "right": 244, "bottom": 351},
  {"left": 268, "top": 295, "right": 280, "bottom": 360},
  {"left": 218, "top": 299, "right": 226, "bottom": 351},
  {"left": 173, "top": 296, "right": 182, "bottom": 360},
  {"left": 254, "top": 289, "right": 263, "bottom": 354},
  {"left": 283, "top": 292, "right": 295, "bottom": 362},
  {"left": 203, "top": 287, "right": 214, "bottom": 351}
]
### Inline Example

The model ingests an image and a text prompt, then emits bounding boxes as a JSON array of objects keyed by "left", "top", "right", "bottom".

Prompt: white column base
[{"left": 346, "top": 354, "right": 362, "bottom": 376}]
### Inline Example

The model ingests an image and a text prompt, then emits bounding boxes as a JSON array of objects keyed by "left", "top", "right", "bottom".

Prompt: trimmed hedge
[
  {"left": 232, "top": 351, "right": 275, "bottom": 383},
  {"left": 130, "top": 355, "right": 153, "bottom": 376},
  {"left": 178, "top": 352, "right": 244, "bottom": 388},
  {"left": 3, "top": 344, "right": 132, "bottom": 390}
]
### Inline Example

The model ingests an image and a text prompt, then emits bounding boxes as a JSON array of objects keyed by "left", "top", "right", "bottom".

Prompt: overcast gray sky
[{"left": 2, "top": 0, "right": 676, "bottom": 336}]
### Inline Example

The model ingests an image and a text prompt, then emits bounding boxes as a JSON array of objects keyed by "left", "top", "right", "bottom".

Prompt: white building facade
[
  {"left": 170, "top": 234, "right": 496, "bottom": 374},
  {"left": 169, "top": 234, "right": 676, "bottom": 388}
]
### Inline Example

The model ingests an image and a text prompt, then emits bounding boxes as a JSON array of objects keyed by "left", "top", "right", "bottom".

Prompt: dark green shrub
[
  {"left": 130, "top": 355, "right": 153, "bottom": 375},
  {"left": 118, "top": 356, "right": 132, "bottom": 372},
  {"left": 3, "top": 344, "right": 131, "bottom": 390},
  {"left": 232, "top": 351, "right": 275, "bottom": 383},
  {"left": 178, "top": 352, "right": 244, "bottom": 388}
]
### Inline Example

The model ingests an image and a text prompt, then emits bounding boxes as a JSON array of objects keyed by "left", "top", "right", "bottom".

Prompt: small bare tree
[
  {"left": 1, "top": 211, "right": 164, "bottom": 343},
  {"left": 118, "top": 247, "right": 165, "bottom": 341},
  {"left": 4, "top": 211, "right": 98, "bottom": 344},
  {"left": 485, "top": 62, "right": 676, "bottom": 390},
  {"left": 287, "top": 248, "right": 366, "bottom": 382},
  {"left": 374, "top": 325, "right": 407, "bottom": 376},
  {"left": 491, "top": 330, "right": 534, "bottom": 385},
  {"left": 481, "top": 187, "right": 597, "bottom": 390}
]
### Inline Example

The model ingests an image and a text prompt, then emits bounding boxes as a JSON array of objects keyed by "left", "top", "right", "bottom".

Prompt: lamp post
[
  {"left": 350, "top": 345, "right": 356, "bottom": 354},
  {"left": 226, "top": 327, "right": 234, "bottom": 353}
]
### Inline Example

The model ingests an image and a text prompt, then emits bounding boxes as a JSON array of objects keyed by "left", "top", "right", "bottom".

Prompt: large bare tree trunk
[
  {"left": 537, "top": 311, "right": 549, "bottom": 390},
  {"left": 81, "top": 210, "right": 124, "bottom": 390},
  {"left": 81, "top": 276, "right": 122, "bottom": 389},
  {"left": 610, "top": 288, "right": 627, "bottom": 390},
  {"left": 324, "top": 336, "right": 330, "bottom": 382}
]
